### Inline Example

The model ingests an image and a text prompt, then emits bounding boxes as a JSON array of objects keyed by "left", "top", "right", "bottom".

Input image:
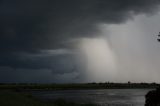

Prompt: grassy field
[
  {"left": 0, "top": 90, "right": 52, "bottom": 106},
  {"left": 0, "top": 90, "right": 97, "bottom": 106}
]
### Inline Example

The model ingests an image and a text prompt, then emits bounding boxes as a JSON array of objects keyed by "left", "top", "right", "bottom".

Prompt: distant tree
[{"left": 128, "top": 81, "right": 131, "bottom": 84}]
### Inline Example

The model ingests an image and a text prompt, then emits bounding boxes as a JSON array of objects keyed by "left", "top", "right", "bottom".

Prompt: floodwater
[{"left": 31, "top": 89, "right": 153, "bottom": 106}]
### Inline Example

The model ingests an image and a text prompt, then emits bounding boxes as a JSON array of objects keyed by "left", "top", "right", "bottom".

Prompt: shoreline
[{"left": 0, "top": 83, "right": 159, "bottom": 91}]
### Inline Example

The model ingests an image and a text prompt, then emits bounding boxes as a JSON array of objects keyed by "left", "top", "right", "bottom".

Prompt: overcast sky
[{"left": 1, "top": 0, "right": 160, "bottom": 83}]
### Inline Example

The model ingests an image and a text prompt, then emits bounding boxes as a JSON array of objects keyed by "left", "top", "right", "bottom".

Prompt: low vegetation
[
  {"left": 0, "top": 82, "right": 159, "bottom": 91},
  {"left": 0, "top": 90, "right": 97, "bottom": 106}
]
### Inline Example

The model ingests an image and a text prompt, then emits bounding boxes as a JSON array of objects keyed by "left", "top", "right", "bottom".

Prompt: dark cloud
[
  {"left": 0, "top": 0, "right": 160, "bottom": 82},
  {"left": 0, "top": 50, "right": 77, "bottom": 74},
  {"left": 1, "top": 0, "right": 160, "bottom": 51},
  {"left": 0, "top": 67, "right": 80, "bottom": 83}
]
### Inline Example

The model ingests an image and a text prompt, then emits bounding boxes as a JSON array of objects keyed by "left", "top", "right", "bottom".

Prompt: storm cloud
[
  {"left": 0, "top": 0, "right": 160, "bottom": 83},
  {"left": 1, "top": 0, "right": 160, "bottom": 51}
]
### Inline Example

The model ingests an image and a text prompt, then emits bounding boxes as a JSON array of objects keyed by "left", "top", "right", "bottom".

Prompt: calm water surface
[{"left": 32, "top": 89, "right": 153, "bottom": 106}]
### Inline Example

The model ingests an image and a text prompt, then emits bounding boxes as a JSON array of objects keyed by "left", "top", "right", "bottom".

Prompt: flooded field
[{"left": 31, "top": 89, "right": 153, "bottom": 106}]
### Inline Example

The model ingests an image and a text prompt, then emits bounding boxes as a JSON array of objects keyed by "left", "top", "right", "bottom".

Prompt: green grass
[{"left": 0, "top": 90, "right": 96, "bottom": 106}]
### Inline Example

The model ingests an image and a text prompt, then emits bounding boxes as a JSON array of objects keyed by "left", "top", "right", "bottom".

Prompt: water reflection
[{"left": 32, "top": 89, "right": 152, "bottom": 106}]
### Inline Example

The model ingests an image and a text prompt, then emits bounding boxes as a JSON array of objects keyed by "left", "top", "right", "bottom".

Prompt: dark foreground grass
[
  {"left": 0, "top": 90, "right": 52, "bottom": 106},
  {"left": 0, "top": 90, "right": 96, "bottom": 106}
]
